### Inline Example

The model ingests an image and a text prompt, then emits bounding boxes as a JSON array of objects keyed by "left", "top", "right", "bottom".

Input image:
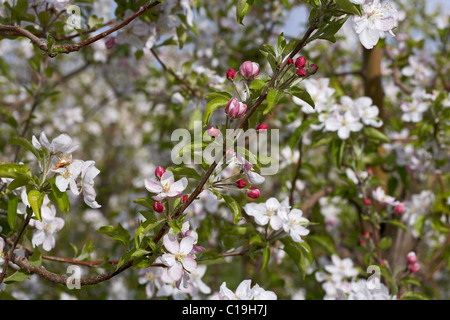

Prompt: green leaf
[
  {"left": 97, "top": 224, "right": 131, "bottom": 248},
  {"left": 3, "top": 270, "right": 30, "bottom": 284},
  {"left": 48, "top": 178, "right": 70, "bottom": 213},
  {"left": 335, "top": 0, "right": 362, "bottom": 16},
  {"left": 222, "top": 194, "right": 242, "bottom": 224},
  {"left": 76, "top": 239, "right": 95, "bottom": 261},
  {"left": 29, "top": 249, "right": 42, "bottom": 267},
  {"left": 8, "top": 137, "right": 42, "bottom": 160},
  {"left": 363, "top": 127, "right": 390, "bottom": 143},
  {"left": 204, "top": 91, "right": 233, "bottom": 100},
  {"left": 261, "top": 246, "right": 270, "bottom": 271},
  {"left": 384, "top": 219, "right": 407, "bottom": 232},
  {"left": 331, "top": 139, "right": 345, "bottom": 169},
  {"left": 7, "top": 194, "right": 19, "bottom": 229},
  {"left": 236, "top": 0, "right": 255, "bottom": 25},
  {"left": 309, "top": 16, "right": 349, "bottom": 43},
  {"left": 264, "top": 89, "right": 282, "bottom": 114},
  {"left": 400, "top": 291, "right": 432, "bottom": 300},
  {"left": 379, "top": 237, "right": 392, "bottom": 250},
  {"left": 0, "top": 163, "right": 31, "bottom": 180},
  {"left": 5, "top": 175, "right": 31, "bottom": 194},
  {"left": 27, "top": 190, "right": 44, "bottom": 221},
  {"left": 133, "top": 198, "right": 154, "bottom": 210},
  {"left": 307, "top": 235, "right": 338, "bottom": 255},
  {"left": 277, "top": 32, "right": 286, "bottom": 57},
  {"left": 131, "top": 248, "right": 151, "bottom": 258},
  {"left": 280, "top": 237, "right": 312, "bottom": 278},
  {"left": 289, "top": 87, "right": 315, "bottom": 109},
  {"left": 134, "top": 218, "right": 166, "bottom": 248},
  {"left": 204, "top": 97, "right": 229, "bottom": 125}
]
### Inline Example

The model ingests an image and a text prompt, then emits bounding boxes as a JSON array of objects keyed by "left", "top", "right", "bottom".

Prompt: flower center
[
  {"left": 163, "top": 183, "right": 171, "bottom": 193},
  {"left": 175, "top": 253, "right": 185, "bottom": 262}
]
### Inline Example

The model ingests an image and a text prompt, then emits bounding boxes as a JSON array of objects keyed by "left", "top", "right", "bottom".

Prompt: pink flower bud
[
  {"left": 367, "top": 167, "right": 374, "bottom": 175},
  {"left": 207, "top": 126, "right": 220, "bottom": 138},
  {"left": 409, "top": 262, "right": 420, "bottom": 273},
  {"left": 155, "top": 166, "right": 165, "bottom": 179},
  {"left": 247, "top": 187, "right": 260, "bottom": 199},
  {"left": 394, "top": 202, "right": 405, "bottom": 214},
  {"left": 105, "top": 37, "right": 116, "bottom": 49},
  {"left": 309, "top": 63, "right": 319, "bottom": 75},
  {"left": 182, "top": 195, "right": 188, "bottom": 203},
  {"left": 360, "top": 239, "right": 366, "bottom": 246},
  {"left": 287, "top": 58, "right": 294, "bottom": 65},
  {"left": 236, "top": 179, "right": 247, "bottom": 188},
  {"left": 226, "top": 97, "right": 247, "bottom": 119},
  {"left": 153, "top": 202, "right": 164, "bottom": 213},
  {"left": 296, "top": 69, "right": 307, "bottom": 77},
  {"left": 363, "top": 198, "right": 371, "bottom": 206},
  {"left": 295, "top": 56, "right": 307, "bottom": 69},
  {"left": 256, "top": 123, "right": 268, "bottom": 132},
  {"left": 406, "top": 252, "right": 417, "bottom": 264},
  {"left": 239, "top": 61, "right": 260, "bottom": 80},
  {"left": 226, "top": 68, "right": 236, "bottom": 80},
  {"left": 362, "top": 232, "right": 371, "bottom": 238}
]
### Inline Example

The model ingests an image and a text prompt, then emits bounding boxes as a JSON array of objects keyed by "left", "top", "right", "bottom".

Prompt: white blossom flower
[
  {"left": 53, "top": 159, "right": 83, "bottom": 195},
  {"left": 347, "top": 279, "right": 396, "bottom": 300},
  {"left": 372, "top": 187, "right": 399, "bottom": 206},
  {"left": 216, "top": 279, "right": 277, "bottom": 300},
  {"left": 279, "top": 208, "right": 310, "bottom": 242},
  {"left": 325, "top": 111, "right": 363, "bottom": 140},
  {"left": 145, "top": 171, "right": 188, "bottom": 201},
  {"left": 352, "top": 0, "right": 398, "bottom": 49},
  {"left": 243, "top": 197, "right": 283, "bottom": 230},
  {"left": 29, "top": 196, "right": 64, "bottom": 251},
  {"left": 160, "top": 234, "right": 197, "bottom": 282},
  {"left": 324, "top": 255, "right": 359, "bottom": 283}
]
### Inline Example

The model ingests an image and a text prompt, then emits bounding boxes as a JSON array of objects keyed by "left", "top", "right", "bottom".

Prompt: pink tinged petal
[
  {"left": 42, "top": 234, "right": 55, "bottom": 251},
  {"left": 269, "top": 216, "right": 283, "bottom": 230},
  {"left": 52, "top": 134, "right": 75, "bottom": 153},
  {"left": 163, "top": 234, "right": 180, "bottom": 254},
  {"left": 169, "top": 177, "right": 188, "bottom": 194},
  {"left": 52, "top": 218, "right": 65, "bottom": 232},
  {"left": 144, "top": 179, "right": 163, "bottom": 194},
  {"left": 338, "top": 127, "right": 351, "bottom": 140},
  {"left": 32, "top": 230, "right": 46, "bottom": 247},
  {"left": 244, "top": 203, "right": 264, "bottom": 217},
  {"left": 32, "top": 136, "right": 41, "bottom": 149},
  {"left": 246, "top": 171, "right": 265, "bottom": 185},
  {"left": 161, "top": 253, "right": 176, "bottom": 267},
  {"left": 266, "top": 198, "right": 281, "bottom": 211},
  {"left": 179, "top": 236, "right": 195, "bottom": 255},
  {"left": 39, "top": 132, "right": 51, "bottom": 150},
  {"left": 236, "top": 279, "right": 252, "bottom": 297},
  {"left": 160, "top": 171, "right": 175, "bottom": 186},
  {"left": 359, "top": 28, "right": 380, "bottom": 49},
  {"left": 182, "top": 255, "right": 197, "bottom": 272},
  {"left": 151, "top": 194, "right": 166, "bottom": 201},
  {"left": 254, "top": 215, "right": 269, "bottom": 226},
  {"left": 55, "top": 175, "right": 70, "bottom": 192},
  {"left": 168, "top": 262, "right": 183, "bottom": 281}
]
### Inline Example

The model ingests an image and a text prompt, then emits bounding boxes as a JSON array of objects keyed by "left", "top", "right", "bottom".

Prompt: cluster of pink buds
[
  {"left": 360, "top": 231, "right": 372, "bottom": 246},
  {"left": 288, "top": 56, "right": 318, "bottom": 77},
  {"left": 406, "top": 252, "right": 420, "bottom": 273},
  {"left": 234, "top": 179, "right": 260, "bottom": 199}
]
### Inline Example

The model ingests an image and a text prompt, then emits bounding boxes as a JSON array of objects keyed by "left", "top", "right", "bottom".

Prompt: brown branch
[{"left": 0, "top": 2, "right": 161, "bottom": 58}]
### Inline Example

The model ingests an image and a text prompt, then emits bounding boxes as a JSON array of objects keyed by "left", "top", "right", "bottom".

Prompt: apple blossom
[
  {"left": 226, "top": 68, "right": 236, "bottom": 80},
  {"left": 243, "top": 197, "right": 284, "bottom": 230},
  {"left": 145, "top": 171, "right": 188, "bottom": 201},
  {"left": 406, "top": 252, "right": 417, "bottom": 264},
  {"left": 279, "top": 208, "right": 310, "bottom": 242},
  {"left": 155, "top": 166, "right": 166, "bottom": 179},
  {"left": 29, "top": 196, "right": 65, "bottom": 251},
  {"left": 160, "top": 234, "right": 197, "bottom": 282},
  {"left": 352, "top": 0, "right": 399, "bottom": 50},
  {"left": 153, "top": 202, "right": 164, "bottom": 213}
]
